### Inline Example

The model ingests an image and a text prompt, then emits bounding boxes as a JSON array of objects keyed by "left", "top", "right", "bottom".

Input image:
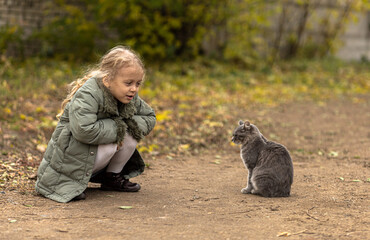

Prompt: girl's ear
[{"left": 102, "top": 77, "right": 110, "bottom": 88}]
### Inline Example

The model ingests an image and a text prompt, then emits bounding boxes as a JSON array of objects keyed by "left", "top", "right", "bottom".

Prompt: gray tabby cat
[{"left": 231, "top": 120, "right": 293, "bottom": 197}]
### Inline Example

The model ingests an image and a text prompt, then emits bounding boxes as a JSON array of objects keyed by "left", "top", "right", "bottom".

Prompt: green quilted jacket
[{"left": 35, "top": 77, "right": 156, "bottom": 203}]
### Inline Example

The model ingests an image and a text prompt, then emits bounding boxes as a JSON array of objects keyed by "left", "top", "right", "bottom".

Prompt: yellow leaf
[
  {"left": 119, "top": 206, "right": 133, "bottom": 209},
  {"left": 277, "top": 232, "right": 291, "bottom": 237},
  {"left": 180, "top": 144, "right": 190, "bottom": 150},
  {"left": 4, "top": 107, "right": 12, "bottom": 114},
  {"left": 178, "top": 103, "right": 191, "bottom": 110},
  {"left": 138, "top": 146, "right": 149, "bottom": 153},
  {"left": 203, "top": 119, "right": 223, "bottom": 127},
  {"left": 329, "top": 151, "right": 339, "bottom": 157},
  {"left": 156, "top": 110, "right": 172, "bottom": 122},
  {"left": 7, "top": 166, "right": 16, "bottom": 171},
  {"left": 36, "top": 107, "right": 45, "bottom": 113}
]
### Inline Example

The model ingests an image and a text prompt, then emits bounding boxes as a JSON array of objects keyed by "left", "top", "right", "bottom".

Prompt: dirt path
[{"left": 1, "top": 97, "right": 369, "bottom": 240}]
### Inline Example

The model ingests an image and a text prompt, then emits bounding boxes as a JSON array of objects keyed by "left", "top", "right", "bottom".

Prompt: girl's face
[{"left": 103, "top": 64, "right": 144, "bottom": 104}]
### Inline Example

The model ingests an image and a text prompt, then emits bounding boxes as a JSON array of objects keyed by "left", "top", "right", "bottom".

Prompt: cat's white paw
[
  {"left": 251, "top": 189, "right": 258, "bottom": 195},
  {"left": 241, "top": 188, "right": 252, "bottom": 194}
]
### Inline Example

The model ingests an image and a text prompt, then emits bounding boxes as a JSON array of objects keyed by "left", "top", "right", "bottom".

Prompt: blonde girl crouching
[{"left": 35, "top": 46, "right": 156, "bottom": 203}]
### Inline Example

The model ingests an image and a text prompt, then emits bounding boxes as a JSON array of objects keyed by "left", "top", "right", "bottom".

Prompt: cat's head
[{"left": 231, "top": 120, "right": 261, "bottom": 145}]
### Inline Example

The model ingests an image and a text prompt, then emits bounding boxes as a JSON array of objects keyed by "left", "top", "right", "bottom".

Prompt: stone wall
[
  {"left": 0, "top": 0, "right": 44, "bottom": 35},
  {"left": 336, "top": 12, "right": 370, "bottom": 60},
  {"left": 0, "top": 0, "right": 45, "bottom": 56}
]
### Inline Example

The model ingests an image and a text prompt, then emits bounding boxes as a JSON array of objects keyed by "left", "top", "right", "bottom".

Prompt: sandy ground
[{"left": 1, "top": 96, "right": 369, "bottom": 240}]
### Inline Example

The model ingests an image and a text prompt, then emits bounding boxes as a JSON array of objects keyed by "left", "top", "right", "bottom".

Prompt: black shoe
[
  {"left": 101, "top": 172, "right": 141, "bottom": 192},
  {"left": 72, "top": 192, "right": 86, "bottom": 201}
]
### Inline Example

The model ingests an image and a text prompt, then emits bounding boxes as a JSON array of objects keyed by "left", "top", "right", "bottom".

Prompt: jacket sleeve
[
  {"left": 69, "top": 88, "right": 121, "bottom": 145},
  {"left": 132, "top": 95, "right": 156, "bottom": 136}
]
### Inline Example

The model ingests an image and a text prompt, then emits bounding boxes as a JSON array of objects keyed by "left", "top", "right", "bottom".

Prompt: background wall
[{"left": 336, "top": 12, "right": 370, "bottom": 60}]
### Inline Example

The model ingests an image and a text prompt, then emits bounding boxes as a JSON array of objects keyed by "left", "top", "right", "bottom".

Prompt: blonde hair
[{"left": 57, "top": 46, "right": 145, "bottom": 118}]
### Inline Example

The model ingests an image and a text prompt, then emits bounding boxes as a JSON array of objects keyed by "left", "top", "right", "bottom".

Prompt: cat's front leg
[{"left": 241, "top": 168, "right": 254, "bottom": 194}]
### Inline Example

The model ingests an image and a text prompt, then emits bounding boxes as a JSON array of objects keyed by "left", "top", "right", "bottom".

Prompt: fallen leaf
[
  {"left": 119, "top": 206, "right": 133, "bottom": 209},
  {"left": 352, "top": 179, "right": 361, "bottom": 182},
  {"left": 36, "top": 144, "right": 47, "bottom": 153},
  {"left": 277, "top": 232, "right": 291, "bottom": 237},
  {"left": 156, "top": 110, "right": 172, "bottom": 122},
  {"left": 7, "top": 166, "right": 16, "bottom": 171},
  {"left": 19, "top": 114, "right": 27, "bottom": 120},
  {"left": 179, "top": 144, "right": 190, "bottom": 150},
  {"left": 4, "top": 107, "right": 12, "bottom": 114},
  {"left": 28, "top": 174, "right": 37, "bottom": 180},
  {"left": 338, "top": 177, "right": 344, "bottom": 181},
  {"left": 36, "top": 106, "right": 46, "bottom": 113},
  {"left": 329, "top": 151, "right": 339, "bottom": 157}
]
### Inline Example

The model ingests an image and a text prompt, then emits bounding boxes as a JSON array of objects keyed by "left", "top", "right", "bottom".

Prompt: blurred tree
[
  {"left": 223, "top": 0, "right": 272, "bottom": 67},
  {"left": 0, "top": 25, "right": 25, "bottom": 59},
  {"left": 35, "top": 1, "right": 99, "bottom": 61},
  {"left": 36, "top": 0, "right": 228, "bottom": 61},
  {"left": 1, "top": 0, "right": 369, "bottom": 63}
]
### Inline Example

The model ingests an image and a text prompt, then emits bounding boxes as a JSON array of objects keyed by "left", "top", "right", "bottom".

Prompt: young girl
[{"left": 35, "top": 46, "right": 156, "bottom": 203}]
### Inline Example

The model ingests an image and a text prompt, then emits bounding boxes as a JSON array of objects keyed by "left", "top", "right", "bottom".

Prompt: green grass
[
  {"left": 1, "top": 57, "right": 369, "bottom": 103},
  {"left": 141, "top": 58, "right": 370, "bottom": 106}
]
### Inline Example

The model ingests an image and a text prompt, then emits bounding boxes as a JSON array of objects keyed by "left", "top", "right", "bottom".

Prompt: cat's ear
[
  {"left": 244, "top": 120, "right": 251, "bottom": 130},
  {"left": 238, "top": 120, "right": 244, "bottom": 125}
]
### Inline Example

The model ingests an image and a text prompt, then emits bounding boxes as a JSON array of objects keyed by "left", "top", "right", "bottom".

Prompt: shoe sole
[
  {"left": 71, "top": 193, "right": 86, "bottom": 201},
  {"left": 100, "top": 186, "right": 141, "bottom": 192}
]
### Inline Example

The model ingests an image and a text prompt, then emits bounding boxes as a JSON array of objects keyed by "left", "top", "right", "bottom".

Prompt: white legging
[{"left": 92, "top": 134, "right": 137, "bottom": 174}]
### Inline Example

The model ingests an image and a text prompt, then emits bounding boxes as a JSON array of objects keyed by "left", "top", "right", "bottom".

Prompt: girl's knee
[
  {"left": 98, "top": 144, "right": 118, "bottom": 158},
  {"left": 120, "top": 134, "right": 137, "bottom": 151},
  {"left": 125, "top": 139, "right": 137, "bottom": 151}
]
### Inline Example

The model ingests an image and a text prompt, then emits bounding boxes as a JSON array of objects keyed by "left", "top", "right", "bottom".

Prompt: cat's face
[{"left": 232, "top": 120, "right": 260, "bottom": 145}]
